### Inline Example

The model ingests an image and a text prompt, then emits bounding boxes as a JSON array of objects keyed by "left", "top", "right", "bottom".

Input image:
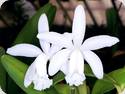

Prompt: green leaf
[
  {"left": 92, "top": 68, "right": 125, "bottom": 94},
  {"left": 84, "top": 64, "right": 94, "bottom": 77},
  {"left": 106, "top": 8, "right": 118, "bottom": 37},
  {"left": 53, "top": 72, "right": 65, "bottom": 85},
  {"left": 92, "top": 78, "right": 114, "bottom": 94},
  {"left": 108, "top": 68, "right": 125, "bottom": 93},
  {"left": 1, "top": 55, "right": 48, "bottom": 94},
  {"left": 77, "top": 83, "right": 88, "bottom": 94},
  {"left": 0, "top": 64, "right": 6, "bottom": 90},
  {"left": 45, "top": 87, "right": 59, "bottom": 94},
  {"left": 0, "top": 47, "right": 6, "bottom": 90},
  {"left": 14, "top": 3, "right": 56, "bottom": 44}
]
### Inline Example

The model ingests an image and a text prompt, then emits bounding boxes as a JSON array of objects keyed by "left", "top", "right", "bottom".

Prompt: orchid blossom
[
  {"left": 0, "top": 0, "right": 7, "bottom": 8},
  {"left": 7, "top": 14, "right": 60, "bottom": 90},
  {"left": 37, "top": 5, "right": 119, "bottom": 86}
]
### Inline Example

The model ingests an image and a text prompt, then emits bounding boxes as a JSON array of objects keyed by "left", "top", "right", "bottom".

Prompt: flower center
[{"left": 69, "top": 48, "right": 84, "bottom": 75}]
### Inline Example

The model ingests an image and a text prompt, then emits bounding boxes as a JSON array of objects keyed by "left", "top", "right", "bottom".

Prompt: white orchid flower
[
  {"left": 7, "top": 14, "right": 60, "bottom": 90},
  {"left": 118, "top": 0, "right": 125, "bottom": 6},
  {"left": 0, "top": 0, "right": 7, "bottom": 8},
  {"left": 37, "top": 5, "right": 119, "bottom": 86}
]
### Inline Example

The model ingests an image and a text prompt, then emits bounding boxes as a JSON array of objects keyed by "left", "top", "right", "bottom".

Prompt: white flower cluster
[{"left": 7, "top": 5, "right": 119, "bottom": 90}]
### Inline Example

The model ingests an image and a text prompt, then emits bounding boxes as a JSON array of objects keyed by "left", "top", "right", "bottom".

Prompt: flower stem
[
  {"left": 70, "top": 86, "right": 77, "bottom": 94},
  {"left": 70, "top": 82, "right": 89, "bottom": 94}
]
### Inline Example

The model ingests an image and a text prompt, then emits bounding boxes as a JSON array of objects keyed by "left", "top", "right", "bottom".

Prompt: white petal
[
  {"left": 81, "top": 35, "right": 119, "bottom": 50},
  {"left": 39, "top": 40, "right": 50, "bottom": 55},
  {"left": 24, "top": 62, "right": 36, "bottom": 87},
  {"left": 60, "top": 61, "right": 68, "bottom": 75},
  {"left": 72, "top": 5, "right": 86, "bottom": 47},
  {"left": 7, "top": 44, "right": 42, "bottom": 57},
  {"left": 33, "top": 76, "right": 52, "bottom": 90},
  {"left": 69, "top": 49, "right": 84, "bottom": 74},
  {"left": 63, "top": 32, "right": 73, "bottom": 41},
  {"left": 37, "top": 32, "right": 73, "bottom": 48},
  {"left": 34, "top": 53, "right": 49, "bottom": 77},
  {"left": 38, "top": 14, "right": 49, "bottom": 33},
  {"left": 65, "top": 73, "right": 85, "bottom": 86},
  {"left": 83, "top": 51, "right": 103, "bottom": 79},
  {"left": 38, "top": 14, "right": 50, "bottom": 54},
  {"left": 49, "top": 49, "right": 71, "bottom": 76}
]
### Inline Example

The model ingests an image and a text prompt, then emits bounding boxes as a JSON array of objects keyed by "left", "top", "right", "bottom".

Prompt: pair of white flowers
[{"left": 7, "top": 5, "right": 119, "bottom": 90}]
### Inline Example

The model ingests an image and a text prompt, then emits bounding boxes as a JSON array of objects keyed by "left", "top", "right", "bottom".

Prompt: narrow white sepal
[
  {"left": 72, "top": 5, "right": 86, "bottom": 47},
  {"left": 38, "top": 14, "right": 49, "bottom": 33},
  {"left": 38, "top": 14, "right": 50, "bottom": 54},
  {"left": 7, "top": 44, "right": 42, "bottom": 57},
  {"left": 83, "top": 50, "right": 103, "bottom": 79},
  {"left": 82, "top": 35, "right": 119, "bottom": 50}
]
